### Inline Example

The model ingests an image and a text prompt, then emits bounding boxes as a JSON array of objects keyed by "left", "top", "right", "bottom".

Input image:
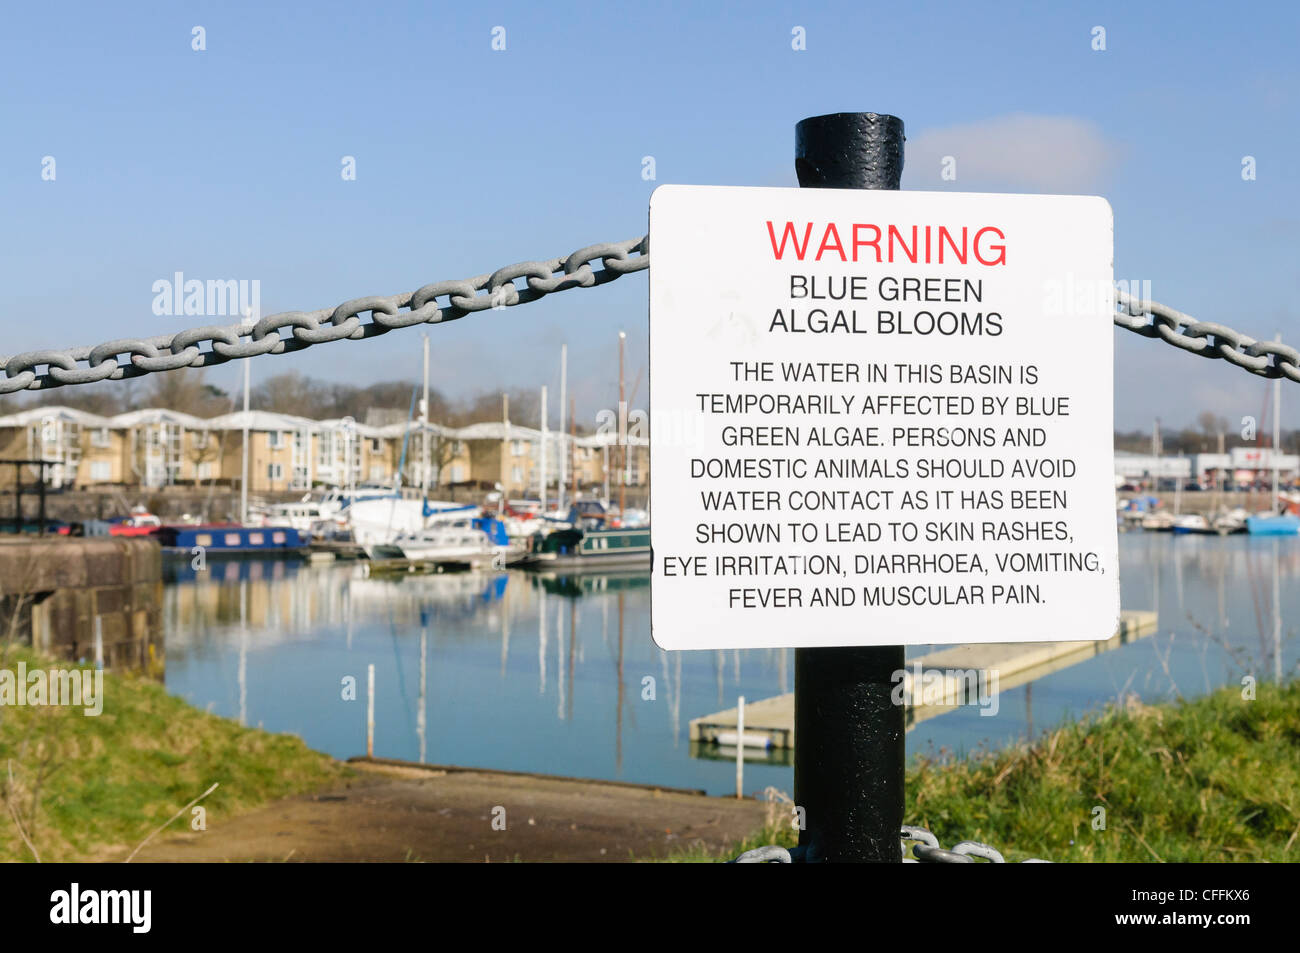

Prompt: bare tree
[
  {"left": 144, "top": 368, "right": 227, "bottom": 417},
  {"left": 251, "top": 370, "right": 317, "bottom": 417}
]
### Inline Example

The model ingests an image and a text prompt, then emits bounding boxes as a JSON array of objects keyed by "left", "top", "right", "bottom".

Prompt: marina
[
  {"left": 0, "top": 0, "right": 1296, "bottom": 886},
  {"left": 160, "top": 530, "right": 1296, "bottom": 796}
]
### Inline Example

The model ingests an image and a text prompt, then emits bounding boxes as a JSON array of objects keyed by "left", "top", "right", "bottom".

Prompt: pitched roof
[
  {"left": 0, "top": 405, "right": 115, "bottom": 428},
  {"left": 108, "top": 408, "right": 211, "bottom": 429}
]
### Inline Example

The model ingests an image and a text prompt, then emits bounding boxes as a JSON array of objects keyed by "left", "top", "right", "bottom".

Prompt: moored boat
[
  {"left": 253, "top": 495, "right": 342, "bottom": 536},
  {"left": 518, "top": 525, "right": 651, "bottom": 570},
  {"left": 1246, "top": 513, "right": 1300, "bottom": 536},
  {"left": 154, "top": 524, "right": 305, "bottom": 554},
  {"left": 1140, "top": 511, "right": 1174, "bottom": 532},
  {"left": 1246, "top": 371, "right": 1297, "bottom": 536},
  {"left": 382, "top": 514, "right": 513, "bottom": 564},
  {"left": 1212, "top": 508, "right": 1250, "bottom": 534},
  {"left": 108, "top": 506, "right": 162, "bottom": 536},
  {"left": 1170, "top": 514, "right": 1215, "bottom": 535},
  {"left": 318, "top": 496, "right": 479, "bottom": 547}
]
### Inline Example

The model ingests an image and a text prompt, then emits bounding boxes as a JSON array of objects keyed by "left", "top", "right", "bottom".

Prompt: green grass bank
[
  {"left": 672, "top": 680, "right": 1300, "bottom": 862},
  {"left": 0, "top": 649, "right": 347, "bottom": 861}
]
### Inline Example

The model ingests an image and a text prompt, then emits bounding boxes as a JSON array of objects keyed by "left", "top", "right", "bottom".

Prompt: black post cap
[{"left": 795, "top": 112, "right": 905, "bottom": 190}]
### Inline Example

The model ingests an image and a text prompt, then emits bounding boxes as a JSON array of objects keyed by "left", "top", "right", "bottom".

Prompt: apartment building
[
  {"left": 0, "top": 405, "right": 651, "bottom": 497},
  {"left": 0, "top": 406, "right": 115, "bottom": 488}
]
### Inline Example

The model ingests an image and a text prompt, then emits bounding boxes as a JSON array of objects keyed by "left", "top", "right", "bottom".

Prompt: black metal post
[
  {"left": 14, "top": 463, "right": 22, "bottom": 534},
  {"left": 793, "top": 112, "right": 906, "bottom": 863}
]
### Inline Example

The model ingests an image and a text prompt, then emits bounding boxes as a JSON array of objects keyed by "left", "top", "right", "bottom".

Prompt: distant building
[
  {"left": 1116, "top": 447, "right": 1298, "bottom": 488},
  {"left": 0, "top": 406, "right": 115, "bottom": 488},
  {"left": 111, "top": 408, "right": 211, "bottom": 487},
  {"left": 1114, "top": 450, "right": 1192, "bottom": 484},
  {"left": 0, "top": 405, "right": 649, "bottom": 499},
  {"left": 1194, "top": 448, "right": 1299, "bottom": 487}
]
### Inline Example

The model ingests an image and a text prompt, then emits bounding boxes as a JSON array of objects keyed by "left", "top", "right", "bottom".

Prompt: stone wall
[{"left": 0, "top": 536, "right": 162, "bottom": 673}]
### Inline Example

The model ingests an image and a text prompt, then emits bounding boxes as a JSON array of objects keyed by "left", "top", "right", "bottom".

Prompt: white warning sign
[{"left": 648, "top": 185, "right": 1118, "bottom": 650}]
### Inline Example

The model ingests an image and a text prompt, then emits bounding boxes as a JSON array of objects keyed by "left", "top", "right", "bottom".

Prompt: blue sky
[{"left": 1, "top": 0, "right": 1296, "bottom": 431}]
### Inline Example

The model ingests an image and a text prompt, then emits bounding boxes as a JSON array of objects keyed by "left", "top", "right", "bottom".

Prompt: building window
[
  {"left": 268, "top": 431, "right": 284, "bottom": 449},
  {"left": 370, "top": 438, "right": 381, "bottom": 453},
  {"left": 511, "top": 440, "right": 526, "bottom": 456},
  {"left": 511, "top": 466, "right": 522, "bottom": 484},
  {"left": 89, "top": 461, "right": 111, "bottom": 482},
  {"left": 91, "top": 428, "right": 111, "bottom": 448},
  {"left": 197, "top": 462, "right": 213, "bottom": 480},
  {"left": 267, "top": 463, "right": 283, "bottom": 481},
  {"left": 193, "top": 431, "right": 209, "bottom": 449}
]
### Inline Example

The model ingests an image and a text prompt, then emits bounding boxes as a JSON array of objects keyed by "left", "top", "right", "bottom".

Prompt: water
[{"left": 162, "top": 533, "right": 1299, "bottom": 796}]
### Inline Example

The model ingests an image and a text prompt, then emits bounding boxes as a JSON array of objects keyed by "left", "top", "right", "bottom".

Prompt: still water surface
[{"left": 163, "top": 533, "right": 1298, "bottom": 796}]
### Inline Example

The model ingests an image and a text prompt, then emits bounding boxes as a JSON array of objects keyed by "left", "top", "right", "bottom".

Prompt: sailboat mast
[
  {"left": 421, "top": 333, "right": 430, "bottom": 496},
  {"left": 559, "top": 344, "right": 567, "bottom": 512},
  {"left": 1152, "top": 416, "right": 1161, "bottom": 495},
  {"left": 1274, "top": 333, "right": 1282, "bottom": 511},
  {"left": 618, "top": 330, "right": 626, "bottom": 519},
  {"left": 540, "top": 385, "right": 548, "bottom": 513},
  {"left": 240, "top": 358, "right": 250, "bottom": 525}
]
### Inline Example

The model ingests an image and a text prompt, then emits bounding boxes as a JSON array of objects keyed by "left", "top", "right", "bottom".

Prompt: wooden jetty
[
  {"left": 307, "top": 539, "right": 367, "bottom": 561},
  {"left": 689, "top": 610, "right": 1159, "bottom": 750}
]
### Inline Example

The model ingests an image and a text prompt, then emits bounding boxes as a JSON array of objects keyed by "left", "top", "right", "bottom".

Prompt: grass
[
  {"left": 667, "top": 679, "right": 1300, "bottom": 862},
  {"left": 0, "top": 649, "right": 347, "bottom": 862}
]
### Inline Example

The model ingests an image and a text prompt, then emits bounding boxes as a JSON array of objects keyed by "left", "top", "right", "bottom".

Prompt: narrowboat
[
  {"left": 518, "top": 525, "right": 651, "bottom": 570},
  {"left": 154, "top": 524, "right": 306, "bottom": 554}
]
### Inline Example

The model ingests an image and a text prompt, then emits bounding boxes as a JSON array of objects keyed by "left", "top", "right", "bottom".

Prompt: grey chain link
[
  {"left": 731, "top": 825, "right": 1051, "bottom": 863},
  {"left": 1, "top": 232, "right": 1293, "bottom": 393},
  {"left": 0, "top": 237, "right": 648, "bottom": 394},
  {"left": 1114, "top": 289, "right": 1300, "bottom": 383}
]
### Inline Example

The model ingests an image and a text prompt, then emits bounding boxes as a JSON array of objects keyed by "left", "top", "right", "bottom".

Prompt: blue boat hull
[
  {"left": 155, "top": 525, "right": 306, "bottom": 552},
  {"left": 1246, "top": 515, "right": 1300, "bottom": 536}
]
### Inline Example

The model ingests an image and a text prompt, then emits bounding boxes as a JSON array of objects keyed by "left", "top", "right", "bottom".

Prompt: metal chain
[
  {"left": 2, "top": 232, "right": 1294, "bottom": 393},
  {"left": 730, "top": 825, "right": 1051, "bottom": 863},
  {"left": 0, "top": 237, "right": 648, "bottom": 395},
  {"left": 1114, "top": 290, "right": 1300, "bottom": 383}
]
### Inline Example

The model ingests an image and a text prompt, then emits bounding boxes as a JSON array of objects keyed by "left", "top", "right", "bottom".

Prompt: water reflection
[{"left": 162, "top": 534, "right": 1298, "bottom": 795}]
